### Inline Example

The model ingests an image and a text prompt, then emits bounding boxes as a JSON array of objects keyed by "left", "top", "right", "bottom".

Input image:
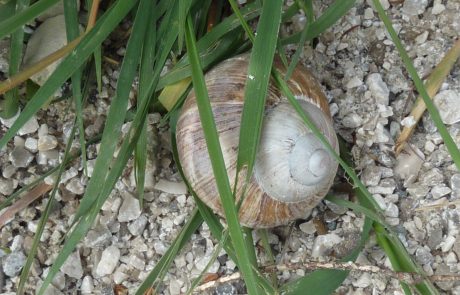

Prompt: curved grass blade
[
  {"left": 233, "top": 0, "right": 283, "bottom": 177},
  {"left": 185, "top": 14, "right": 262, "bottom": 295},
  {"left": 18, "top": 118, "right": 77, "bottom": 295},
  {"left": 372, "top": 0, "right": 460, "bottom": 171},
  {"left": 63, "top": 0, "right": 88, "bottom": 175},
  {"left": 1, "top": 0, "right": 30, "bottom": 119},
  {"left": 0, "top": 0, "right": 138, "bottom": 150},
  {"left": 0, "top": 0, "right": 60, "bottom": 39}
]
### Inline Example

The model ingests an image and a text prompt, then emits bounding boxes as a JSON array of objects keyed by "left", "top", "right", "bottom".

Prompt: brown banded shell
[{"left": 176, "top": 53, "right": 339, "bottom": 228}]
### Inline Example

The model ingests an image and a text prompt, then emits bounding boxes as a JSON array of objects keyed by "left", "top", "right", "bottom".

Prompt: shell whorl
[{"left": 176, "top": 54, "right": 339, "bottom": 228}]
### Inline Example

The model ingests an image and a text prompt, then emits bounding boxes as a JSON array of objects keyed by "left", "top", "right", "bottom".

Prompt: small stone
[
  {"left": 37, "top": 150, "right": 60, "bottom": 166},
  {"left": 128, "top": 254, "right": 145, "bottom": 270},
  {"left": 450, "top": 174, "right": 460, "bottom": 198},
  {"left": 113, "top": 264, "right": 129, "bottom": 284},
  {"left": 2, "top": 251, "right": 26, "bottom": 276},
  {"left": 440, "top": 236, "right": 456, "bottom": 252},
  {"left": 154, "top": 179, "right": 188, "bottom": 195},
  {"left": 84, "top": 226, "right": 112, "bottom": 248},
  {"left": 353, "top": 273, "right": 372, "bottom": 288},
  {"left": 434, "top": 90, "right": 460, "bottom": 125},
  {"left": 18, "top": 116, "right": 39, "bottom": 136},
  {"left": 431, "top": 0, "right": 445, "bottom": 14},
  {"left": 24, "top": 137, "right": 38, "bottom": 152},
  {"left": 60, "top": 251, "right": 83, "bottom": 279},
  {"left": 419, "top": 168, "right": 444, "bottom": 186},
  {"left": 81, "top": 276, "right": 94, "bottom": 294},
  {"left": 361, "top": 164, "right": 382, "bottom": 186},
  {"left": 385, "top": 203, "right": 399, "bottom": 218},
  {"left": 169, "top": 279, "right": 184, "bottom": 295},
  {"left": 22, "top": 15, "right": 68, "bottom": 86},
  {"left": 402, "top": 0, "right": 428, "bottom": 16},
  {"left": 406, "top": 183, "right": 430, "bottom": 198},
  {"left": 118, "top": 192, "right": 142, "bottom": 222},
  {"left": 394, "top": 144, "right": 424, "bottom": 180},
  {"left": 401, "top": 116, "right": 416, "bottom": 127},
  {"left": 96, "top": 245, "right": 120, "bottom": 276},
  {"left": 38, "top": 135, "right": 58, "bottom": 152},
  {"left": 368, "top": 178, "right": 396, "bottom": 195},
  {"left": 366, "top": 73, "right": 390, "bottom": 105},
  {"left": 215, "top": 283, "right": 237, "bottom": 295},
  {"left": 372, "top": 194, "right": 387, "bottom": 210},
  {"left": 0, "top": 178, "right": 15, "bottom": 195},
  {"left": 345, "top": 76, "right": 363, "bottom": 89},
  {"left": 431, "top": 185, "right": 451, "bottom": 199},
  {"left": 299, "top": 220, "right": 317, "bottom": 235},
  {"left": 415, "top": 31, "right": 429, "bottom": 44},
  {"left": 9, "top": 146, "right": 34, "bottom": 168},
  {"left": 311, "top": 233, "right": 343, "bottom": 257},
  {"left": 65, "top": 178, "right": 85, "bottom": 195},
  {"left": 445, "top": 252, "right": 457, "bottom": 265},
  {"left": 128, "top": 215, "right": 148, "bottom": 236},
  {"left": 424, "top": 141, "right": 436, "bottom": 153},
  {"left": 415, "top": 247, "right": 434, "bottom": 265},
  {"left": 2, "top": 165, "right": 17, "bottom": 178},
  {"left": 342, "top": 113, "right": 363, "bottom": 128},
  {"left": 364, "top": 7, "right": 374, "bottom": 19}
]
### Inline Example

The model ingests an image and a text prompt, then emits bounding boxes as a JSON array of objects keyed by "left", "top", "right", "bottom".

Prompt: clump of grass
[{"left": 0, "top": 0, "right": 457, "bottom": 294}]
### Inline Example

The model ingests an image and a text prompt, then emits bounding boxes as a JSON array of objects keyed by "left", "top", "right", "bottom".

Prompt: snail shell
[{"left": 176, "top": 54, "right": 339, "bottom": 228}]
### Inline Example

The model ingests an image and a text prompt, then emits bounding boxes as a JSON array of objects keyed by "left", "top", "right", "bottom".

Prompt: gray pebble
[
  {"left": 9, "top": 147, "right": 34, "bottom": 168},
  {"left": 2, "top": 251, "right": 26, "bottom": 277}
]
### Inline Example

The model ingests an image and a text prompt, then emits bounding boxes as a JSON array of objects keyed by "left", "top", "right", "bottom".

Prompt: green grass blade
[
  {"left": 0, "top": 0, "right": 60, "bottom": 39},
  {"left": 135, "top": 5, "right": 157, "bottom": 208},
  {"left": 18, "top": 119, "right": 77, "bottom": 295},
  {"left": 235, "top": 0, "right": 283, "bottom": 176},
  {"left": 72, "top": 0, "right": 151, "bottom": 220},
  {"left": 0, "top": 0, "right": 138, "bottom": 150},
  {"left": 135, "top": 208, "right": 203, "bottom": 294},
  {"left": 0, "top": 1, "right": 16, "bottom": 22},
  {"left": 1, "top": 0, "right": 30, "bottom": 119},
  {"left": 63, "top": 0, "right": 88, "bottom": 175},
  {"left": 184, "top": 14, "right": 262, "bottom": 295},
  {"left": 372, "top": 0, "right": 460, "bottom": 171}
]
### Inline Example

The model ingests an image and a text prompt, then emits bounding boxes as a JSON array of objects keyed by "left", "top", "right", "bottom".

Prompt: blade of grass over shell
[
  {"left": 1, "top": 0, "right": 30, "bottom": 119},
  {"left": 232, "top": 0, "right": 283, "bottom": 177},
  {"left": 37, "top": 0, "right": 153, "bottom": 292},
  {"left": 63, "top": 0, "right": 88, "bottom": 175},
  {"left": 272, "top": 71, "right": 437, "bottom": 293},
  {"left": 0, "top": 0, "right": 60, "bottom": 39},
  {"left": 185, "top": 14, "right": 262, "bottom": 295},
  {"left": 0, "top": 0, "right": 138, "bottom": 150},
  {"left": 372, "top": 0, "right": 460, "bottom": 172},
  {"left": 135, "top": 208, "right": 204, "bottom": 294}
]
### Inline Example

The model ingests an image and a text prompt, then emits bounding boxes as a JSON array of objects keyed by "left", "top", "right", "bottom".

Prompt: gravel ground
[{"left": 1, "top": 0, "right": 460, "bottom": 294}]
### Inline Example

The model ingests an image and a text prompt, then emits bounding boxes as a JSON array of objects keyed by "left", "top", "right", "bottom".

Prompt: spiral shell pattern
[{"left": 176, "top": 54, "right": 339, "bottom": 228}]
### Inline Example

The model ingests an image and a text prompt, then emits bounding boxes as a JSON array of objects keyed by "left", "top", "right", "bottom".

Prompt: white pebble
[
  {"left": 96, "top": 245, "right": 120, "bottom": 276},
  {"left": 154, "top": 179, "right": 188, "bottom": 195}
]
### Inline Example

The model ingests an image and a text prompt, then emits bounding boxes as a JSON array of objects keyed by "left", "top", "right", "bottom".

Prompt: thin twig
[
  {"left": 395, "top": 38, "right": 460, "bottom": 155},
  {"left": 0, "top": 183, "right": 52, "bottom": 228}
]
